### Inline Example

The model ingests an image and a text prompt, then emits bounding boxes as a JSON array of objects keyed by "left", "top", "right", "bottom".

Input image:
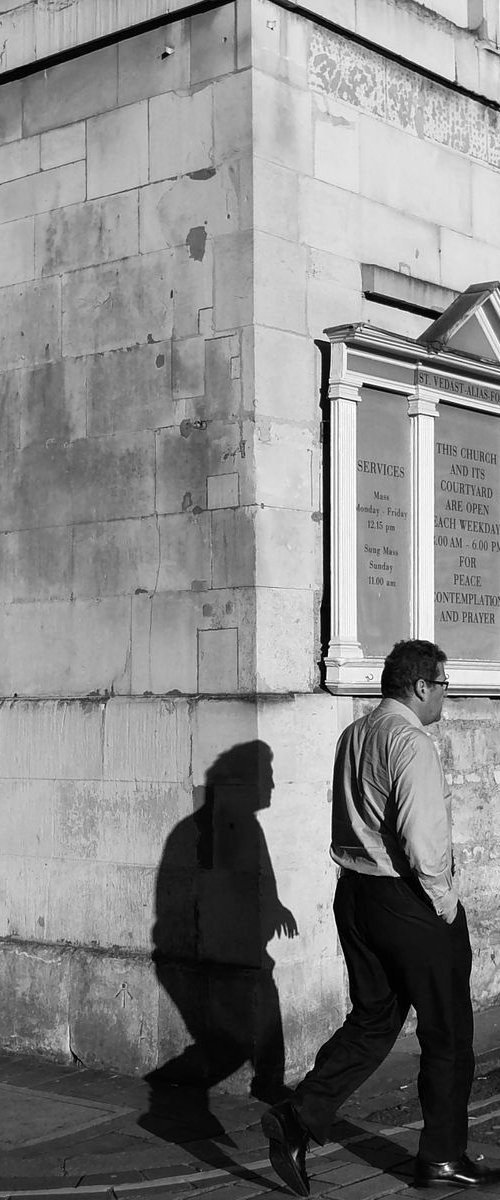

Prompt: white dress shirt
[{"left": 330, "top": 698, "right": 458, "bottom": 923}]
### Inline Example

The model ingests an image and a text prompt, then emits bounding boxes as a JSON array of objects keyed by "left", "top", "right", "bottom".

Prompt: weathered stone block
[
  {"left": 472, "top": 162, "right": 500, "bottom": 246},
  {"left": 254, "top": 231, "right": 307, "bottom": 334},
  {"left": 40, "top": 121, "right": 86, "bottom": 170},
  {"left": 254, "top": 325, "right": 316, "bottom": 423},
  {"left": 0, "top": 443, "right": 65, "bottom": 529},
  {"left": 62, "top": 251, "right": 174, "bottom": 356},
  {"left": 0, "top": 369, "right": 22, "bottom": 449},
  {"left": 198, "top": 627, "right": 238, "bottom": 693},
  {"left": 103, "top": 696, "right": 191, "bottom": 784},
  {"left": 0, "top": 218, "right": 34, "bottom": 288},
  {"left": 35, "top": 191, "right": 139, "bottom": 277},
  {"left": 87, "top": 103, "right": 148, "bottom": 199},
  {"left": 0, "top": 778, "right": 54, "bottom": 858},
  {"left": 191, "top": 697, "right": 259, "bottom": 786},
  {"left": 73, "top": 516, "right": 159, "bottom": 598},
  {"left": 309, "top": 25, "right": 386, "bottom": 117},
  {"left": 300, "top": 181, "right": 441, "bottom": 283},
  {"left": 355, "top": 0, "right": 456, "bottom": 81},
  {"left": 22, "top": 45, "right": 118, "bottom": 135},
  {"left": 0, "top": 430, "right": 155, "bottom": 531},
  {"left": 253, "top": 157, "right": 299, "bottom": 242},
  {"left": 156, "top": 419, "right": 252, "bottom": 514},
  {"left": 0, "top": 525, "right": 72, "bottom": 603},
  {"left": 307, "top": 251, "right": 362, "bottom": 340},
  {"left": 214, "top": 70, "right": 252, "bottom": 162},
  {"left": 254, "top": 71, "right": 313, "bottom": 176},
  {"left": 257, "top": 692, "right": 349, "bottom": 787},
  {"left": 0, "top": 80, "right": 22, "bottom": 145},
  {"left": 0, "top": 276, "right": 61, "bottom": 371},
  {"left": 172, "top": 336, "right": 205, "bottom": 399},
  {"left": 86, "top": 342, "right": 173, "bottom": 437},
  {"left": 278, "top": 955, "right": 346, "bottom": 1080},
  {"left": 207, "top": 472, "right": 240, "bottom": 509},
  {"left": 69, "top": 950, "right": 158, "bottom": 1073},
  {"left": 255, "top": 423, "right": 317, "bottom": 510},
  {"left": 71, "top": 431, "right": 156, "bottom": 524},
  {"left": 299, "top": 175, "right": 359, "bottom": 259},
  {"left": 256, "top": 587, "right": 315, "bottom": 692},
  {"left": 0, "top": 941, "right": 71, "bottom": 1060},
  {"left": 214, "top": 231, "right": 253, "bottom": 331},
  {"left": 0, "top": 597, "right": 132, "bottom": 697},
  {"left": 0, "top": 856, "right": 50, "bottom": 940},
  {"left": 19, "top": 358, "right": 87, "bottom": 447},
  {"left": 157, "top": 511, "right": 212, "bottom": 592},
  {"left": 0, "top": 134, "right": 39, "bottom": 185},
  {"left": 251, "top": 0, "right": 281, "bottom": 74},
  {"left": 313, "top": 96, "right": 360, "bottom": 191},
  {"left": 131, "top": 592, "right": 198, "bottom": 694},
  {"left": 140, "top": 166, "right": 245, "bottom": 256},
  {"left": 439, "top": 229, "right": 500, "bottom": 292},
  {"left": 359, "top": 117, "right": 472, "bottom": 233},
  {"left": 53, "top": 778, "right": 191, "bottom": 865},
  {"left": 191, "top": 3, "right": 236, "bottom": 85},
  {"left": 237, "top": 0, "right": 252, "bottom": 69},
  {"left": 0, "top": 699, "right": 104, "bottom": 781},
  {"left": 118, "top": 20, "right": 190, "bottom": 104},
  {"left": 255, "top": 507, "right": 317, "bottom": 589},
  {"left": 149, "top": 88, "right": 213, "bottom": 182},
  {"left": 173, "top": 240, "right": 214, "bottom": 339},
  {"left": 211, "top": 508, "right": 255, "bottom": 588},
  {"left": 0, "top": 161, "right": 86, "bottom": 224},
  {"left": 205, "top": 334, "right": 242, "bottom": 417},
  {"left": 360, "top": 295, "right": 427, "bottom": 341},
  {"left": 132, "top": 587, "right": 256, "bottom": 695},
  {"left": 359, "top": 195, "right": 438, "bottom": 284},
  {"left": 454, "top": 34, "right": 480, "bottom": 97},
  {"left": 45, "top": 859, "right": 155, "bottom": 946}
]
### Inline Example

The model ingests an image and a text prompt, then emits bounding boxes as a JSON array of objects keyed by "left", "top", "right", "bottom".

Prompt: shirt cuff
[{"left": 433, "top": 885, "right": 459, "bottom": 924}]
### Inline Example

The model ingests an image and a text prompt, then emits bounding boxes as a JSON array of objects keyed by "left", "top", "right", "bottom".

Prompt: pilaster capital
[
  {"left": 407, "top": 391, "right": 440, "bottom": 418},
  {"left": 329, "top": 380, "right": 363, "bottom": 404}
]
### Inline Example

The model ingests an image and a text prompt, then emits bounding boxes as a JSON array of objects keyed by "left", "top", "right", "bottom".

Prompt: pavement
[{"left": 1, "top": 1007, "right": 500, "bottom": 1200}]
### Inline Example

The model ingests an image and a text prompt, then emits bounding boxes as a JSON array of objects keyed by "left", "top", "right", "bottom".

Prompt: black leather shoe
[
  {"left": 261, "top": 1100, "right": 310, "bottom": 1196},
  {"left": 415, "top": 1153, "right": 500, "bottom": 1188}
]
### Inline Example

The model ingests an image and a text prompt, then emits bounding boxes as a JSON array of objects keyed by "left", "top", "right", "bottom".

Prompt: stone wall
[{"left": 0, "top": 0, "right": 499, "bottom": 1084}]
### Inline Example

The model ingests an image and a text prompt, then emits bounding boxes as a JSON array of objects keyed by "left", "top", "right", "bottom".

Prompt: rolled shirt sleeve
[{"left": 392, "top": 729, "right": 458, "bottom": 924}]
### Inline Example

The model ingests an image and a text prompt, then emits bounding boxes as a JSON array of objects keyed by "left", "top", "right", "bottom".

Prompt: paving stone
[
  {"left": 116, "top": 1188, "right": 198, "bottom": 1200},
  {"left": 80, "top": 1168, "right": 145, "bottom": 1183},
  {"left": 311, "top": 1161, "right": 384, "bottom": 1184}
]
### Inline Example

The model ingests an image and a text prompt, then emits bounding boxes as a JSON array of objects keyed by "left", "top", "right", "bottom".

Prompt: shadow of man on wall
[{"left": 142, "top": 740, "right": 298, "bottom": 1145}]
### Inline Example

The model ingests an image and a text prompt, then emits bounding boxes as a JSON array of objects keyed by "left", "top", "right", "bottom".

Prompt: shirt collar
[{"left": 377, "top": 697, "right": 423, "bottom": 729}]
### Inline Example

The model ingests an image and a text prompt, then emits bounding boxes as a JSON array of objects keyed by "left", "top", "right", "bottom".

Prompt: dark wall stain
[
  {"left": 186, "top": 226, "right": 207, "bottom": 262},
  {"left": 188, "top": 168, "right": 216, "bottom": 181}
]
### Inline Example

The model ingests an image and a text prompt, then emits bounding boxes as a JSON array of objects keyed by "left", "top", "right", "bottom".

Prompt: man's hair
[{"left": 381, "top": 639, "right": 447, "bottom": 699}]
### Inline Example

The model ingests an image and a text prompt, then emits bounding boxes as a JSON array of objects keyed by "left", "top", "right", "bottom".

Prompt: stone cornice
[{"left": 1, "top": 0, "right": 500, "bottom": 116}]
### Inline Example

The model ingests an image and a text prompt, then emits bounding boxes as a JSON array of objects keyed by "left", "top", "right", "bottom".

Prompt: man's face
[{"left": 420, "top": 665, "right": 448, "bottom": 725}]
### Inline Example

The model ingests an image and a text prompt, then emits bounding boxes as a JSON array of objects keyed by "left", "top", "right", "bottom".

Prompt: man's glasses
[{"left": 422, "top": 676, "right": 449, "bottom": 692}]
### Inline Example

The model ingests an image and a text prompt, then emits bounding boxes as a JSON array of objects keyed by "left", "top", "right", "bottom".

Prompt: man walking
[{"left": 262, "top": 640, "right": 500, "bottom": 1195}]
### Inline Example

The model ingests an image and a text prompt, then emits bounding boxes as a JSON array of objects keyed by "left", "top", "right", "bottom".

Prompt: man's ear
[{"left": 414, "top": 678, "right": 426, "bottom": 702}]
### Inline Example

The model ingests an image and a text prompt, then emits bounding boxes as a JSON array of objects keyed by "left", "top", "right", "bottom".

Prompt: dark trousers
[{"left": 294, "top": 872, "right": 474, "bottom": 1162}]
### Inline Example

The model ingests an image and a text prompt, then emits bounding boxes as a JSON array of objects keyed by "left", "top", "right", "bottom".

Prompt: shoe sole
[
  {"left": 414, "top": 1178, "right": 481, "bottom": 1188},
  {"left": 261, "top": 1111, "right": 310, "bottom": 1197}
]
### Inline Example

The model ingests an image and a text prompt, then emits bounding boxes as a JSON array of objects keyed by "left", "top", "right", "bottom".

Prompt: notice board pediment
[{"left": 324, "top": 286, "right": 500, "bottom": 696}]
